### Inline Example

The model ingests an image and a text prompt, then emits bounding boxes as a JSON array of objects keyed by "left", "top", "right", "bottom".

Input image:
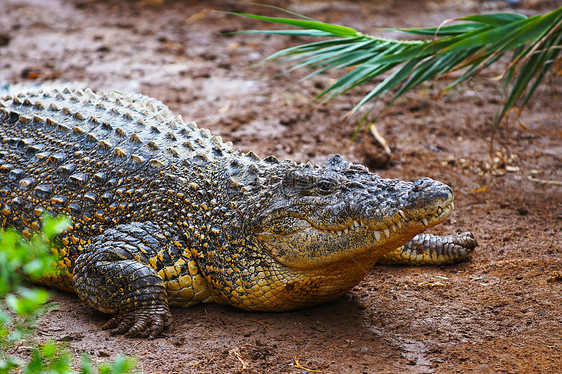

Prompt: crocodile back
[{"left": 0, "top": 88, "right": 233, "bottom": 289}]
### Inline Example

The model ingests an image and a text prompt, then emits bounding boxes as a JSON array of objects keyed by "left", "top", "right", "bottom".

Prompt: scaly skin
[
  {"left": 0, "top": 88, "right": 473, "bottom": 338},
  {"left": 379, "top": 232, "right": 477, "bottom": 265}
]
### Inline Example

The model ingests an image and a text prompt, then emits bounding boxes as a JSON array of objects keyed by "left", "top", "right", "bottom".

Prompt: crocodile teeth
[
  {"left": 374, "top": 230, "right": 381, "bottom": 241},
  {"left": 451, "top": 202, "right": 455, "bottom": 210},
  {"left": 343, "top": 228, "right": 349, "bottom": 234},
  {"left": 422, "top": 217, "right": 429, "bottom": 226},
  {"left": 354, "top": 221, "right": 360, "bottom": 227},
  {"left": 396, "top": 220, "right": 402, "bottom": 228},
  {"left": 337, "top": 231, "right": 342, "bottom": 236},
  {"left": 384, "top": 228, "right": 390, "bottom": 238},
  {"left": 399, "top": 209, "right": 407, "bottom": 219},
  {"left": 437, "top": 207, "right": 443, "bottom": 215}
]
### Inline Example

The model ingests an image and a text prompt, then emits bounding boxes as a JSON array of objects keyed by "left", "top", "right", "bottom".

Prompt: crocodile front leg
[{"left": 73, "top": 222, "right": 182, "bottom": 338}]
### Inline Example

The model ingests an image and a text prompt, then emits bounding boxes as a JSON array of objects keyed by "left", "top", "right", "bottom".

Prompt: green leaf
[
  {"left": 6, "top": 289, "right": 49, "bottom": 316},
  {"left": 50, "top": 352, "right": 72, "bottom": 373},
  {"left": 40, "top": 340, "right": 58, "bottom": 358},
  {"left": 359, "top": 40, "right": 449, "bottom": 66},
  {"left": 233, "top": 29, "right": 336, "bottom": 37},
  {"left": 263, "top": 37, "right": 361, "bottom": 61},
  {"left": 0, "top": 215, "right": 143, "bottom": 374},
  {"left": 79, "top": 353, "right": 94, "bottom": 374},
  {"left": 27, "top": 351, "right": 43, "bottom": 373},
  {"left": 394, "top": 23, "right": 488, "bottom": 36},
  {"left": 0, "top": 356, "right": 22, "bottom": 373},
  {"left": 521, "top": 39, "right": 561, "bottom": 106},
  {"left": 352, "top": 57, "right": 422, "bottom": 113},
  {"left": 442, "top": 17, "right": 531, "bottom": 53},
  {"left": 21, "top": 258, "right": 47, "bottom": 276},
  {"left": 492, "top": 13, "right": 560, "bottom": 53},
  {"left": 99, "top": 356, "right": 136, "bottom": 374},
  {"left": 230, "top": 7, "right": 562, "bottom": 134},
  {"left": 224, "top": 12, "right": 360, "bottom": 37},
  {"left": 0, "top": 309, "right": 11, "bottom": 325},
  {"left": 460, "top": 12, "right": 528, "bottom": 26},
  {"left": 42, "top": 214, "right": 71, "bottom": 239}
]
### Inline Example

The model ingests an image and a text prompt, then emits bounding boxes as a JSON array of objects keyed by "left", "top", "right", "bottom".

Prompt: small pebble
[{"left": 517, "top": 207, "right": 528, "bottom": 216}]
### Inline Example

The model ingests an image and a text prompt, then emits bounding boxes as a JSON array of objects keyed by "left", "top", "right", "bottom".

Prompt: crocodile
[{"left": 0, "top": 88, "right": 476, "bottom": 338}]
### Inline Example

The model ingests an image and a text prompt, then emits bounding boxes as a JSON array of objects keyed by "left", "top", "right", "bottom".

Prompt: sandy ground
[{"left": 1, "top": 0, "right": 560, "bottom": 372}]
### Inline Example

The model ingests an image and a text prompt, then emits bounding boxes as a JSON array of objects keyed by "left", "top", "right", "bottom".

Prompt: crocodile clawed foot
[{"left": 103, "top": 305, "right": 172, "bottom": 338}]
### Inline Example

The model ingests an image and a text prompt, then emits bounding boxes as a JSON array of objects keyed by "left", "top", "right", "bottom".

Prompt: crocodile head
[
  {"left": 208, "top": 154, "right": 454, "bottom": 311},
  {"left": 251, "top": 154, "right": 453, "bottom": 267}
]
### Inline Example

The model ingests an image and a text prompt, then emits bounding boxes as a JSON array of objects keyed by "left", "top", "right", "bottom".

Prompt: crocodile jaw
[{"left": 257, "top": 198, "right": 453, "bottom": 270}]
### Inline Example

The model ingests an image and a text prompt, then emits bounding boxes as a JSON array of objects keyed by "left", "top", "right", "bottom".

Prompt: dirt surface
[{"left": 1, "top": 0, "right": 561, "bottom": 372}]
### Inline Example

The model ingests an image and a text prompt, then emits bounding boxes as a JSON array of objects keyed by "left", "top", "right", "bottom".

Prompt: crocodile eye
[{"left": 317, "top": 178, "right": 337, "bottom": 194}]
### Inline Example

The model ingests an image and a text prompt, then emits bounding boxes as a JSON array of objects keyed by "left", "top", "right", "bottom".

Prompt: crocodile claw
[{"left": 102, "top": 305, "right": 172, "bottom": 338}]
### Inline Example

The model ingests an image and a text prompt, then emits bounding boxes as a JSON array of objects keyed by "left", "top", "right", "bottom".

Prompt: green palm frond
[{"left": 228, "top": 7, "right": 562, "bottom": 131}]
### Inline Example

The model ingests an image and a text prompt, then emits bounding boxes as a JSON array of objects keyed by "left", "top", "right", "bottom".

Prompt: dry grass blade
[
  {"left": 230, "top": 6, "right": 562, "bottom": 133},
  {"left": 294, "top": 356, "right": 323, "bottom": 372}
]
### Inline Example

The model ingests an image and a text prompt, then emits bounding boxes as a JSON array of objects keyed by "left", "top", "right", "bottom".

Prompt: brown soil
[{"left": 1, "top": 0, "right": 560, "bottom": 373}]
